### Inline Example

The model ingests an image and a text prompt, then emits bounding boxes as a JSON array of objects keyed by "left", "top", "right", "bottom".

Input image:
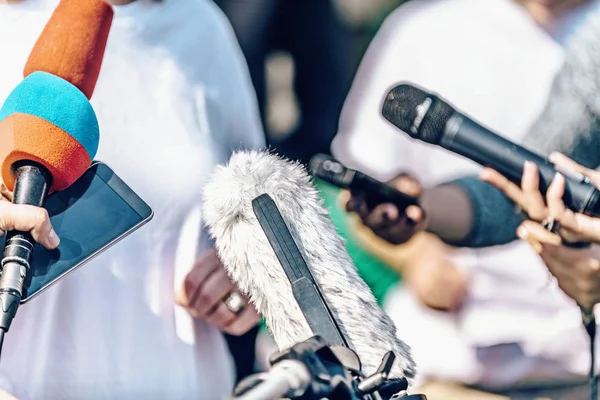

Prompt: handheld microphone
[
  {"left": 309, "top": 153, "right": 419, "bottom": 212},
  {"left": 381, "top": 83, "right": 600, "bottom": 217},
  {"left": 202, "top": 151, "right": 416, "bottom": 384},
  {"left": 0, "top": 0, "right": 112, "bottom": 343}
]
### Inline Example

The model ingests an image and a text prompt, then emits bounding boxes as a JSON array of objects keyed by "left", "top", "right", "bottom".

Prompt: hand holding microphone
[
  {"left": 344, "top": 173, "right": 425, "bottom": 245},
  {"left": 0, "top": 0, "right": 113, "bottom": 349},
  {"left": 0, "top": 201, "right": 59, "bottom": 252},
  {"left": 483, "top": 152, "right": 600, "bottom": 245},
  {"left": 0, "top": 178, "right": 58, "bottom": 250},
  {"left": 483, "top": 151, "right": 600, "bottom": 310}
]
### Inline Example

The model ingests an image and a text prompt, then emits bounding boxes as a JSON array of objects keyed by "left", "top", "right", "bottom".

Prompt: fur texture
[
  {"left": 202, "top": 150, "right": 415, "bottom": 382},
  {"left": 523, "top": 7, "right": 600, "bottom": 168}
]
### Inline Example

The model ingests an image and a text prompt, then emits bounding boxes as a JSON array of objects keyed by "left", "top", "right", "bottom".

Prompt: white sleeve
[
  {"left": 331, "top": 5, "right": 430, "bottom": 183},
  {"left": 205, "top": 1, "right": 266, "bottom": 154}
]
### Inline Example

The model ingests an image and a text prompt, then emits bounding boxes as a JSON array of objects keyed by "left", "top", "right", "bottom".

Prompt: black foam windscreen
[{"left": 382, "top": 83, "right": 454, "bottom": 145}]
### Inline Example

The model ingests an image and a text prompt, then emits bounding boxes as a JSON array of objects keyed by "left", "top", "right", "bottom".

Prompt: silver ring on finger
[
  {"left": 223, "top": 292, "right": 245, "bottom": 315},
  {"left": 541, "top": 216, "right": 560, "bottom": 233}
]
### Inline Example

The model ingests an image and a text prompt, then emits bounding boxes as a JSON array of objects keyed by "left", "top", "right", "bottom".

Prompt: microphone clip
[{"left": 232, "top": 335, "right": 426, "bottom": 400}]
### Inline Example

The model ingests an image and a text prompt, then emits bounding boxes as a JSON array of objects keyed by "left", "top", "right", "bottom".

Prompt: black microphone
[{"left": 381, "top": 83, "right": 600, "bottom": 217}]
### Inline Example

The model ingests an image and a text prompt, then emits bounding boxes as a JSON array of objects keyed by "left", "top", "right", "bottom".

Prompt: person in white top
[
  {"left": 0, "top": 0, "right": 264, "bottom": 398},
  {"left": 332, "top": 0, "right": 600, "bottom": 395}
]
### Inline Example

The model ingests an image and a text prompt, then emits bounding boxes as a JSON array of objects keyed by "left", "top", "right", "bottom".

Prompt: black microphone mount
[{"left": 232, "top": 335, "right": 424, "bottom": 400}]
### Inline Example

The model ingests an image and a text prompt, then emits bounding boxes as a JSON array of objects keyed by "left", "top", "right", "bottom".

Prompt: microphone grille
[{"left": 382, "top": 83, "right": 454, "bottom": 144}]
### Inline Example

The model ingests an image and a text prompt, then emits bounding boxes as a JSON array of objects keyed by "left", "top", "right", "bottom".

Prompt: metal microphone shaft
[
  {"left": 0, "top": 162, "right": 52, "bottom": 334},
  {"left": 234, "top": 360, "right": 311, "bottom": 400}
]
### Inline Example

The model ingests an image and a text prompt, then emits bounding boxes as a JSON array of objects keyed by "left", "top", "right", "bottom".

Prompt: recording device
[
  {"left": 381, "top": 83, "right": 600, "bottom": 217},
  {"left": 309, "top": 154, "right": 419, "bottom": 212},
  {"left": 15, "top": 162, "right": 152, "bottom": 302},
  {"left": 0, "top": 0, "right": 113, "bottom": 343},
  {"left": 202, "top": 151, "right": 424, "bottom": 399}
]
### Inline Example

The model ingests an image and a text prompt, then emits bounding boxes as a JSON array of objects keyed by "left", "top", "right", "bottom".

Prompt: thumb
[
  {"left": 0, "top": 202, "right": 60, "bottom": 250},
  {"left": 389, "top": 173, "right": 422, "bottom": 197}
]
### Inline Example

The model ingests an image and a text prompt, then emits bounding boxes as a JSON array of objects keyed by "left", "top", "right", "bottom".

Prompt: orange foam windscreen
[
  {"left": 0, "top": 113, "right": 91, "bottom": 192},
  {"left": 23, "top": 0, "right": 114, "bottom": 99}
]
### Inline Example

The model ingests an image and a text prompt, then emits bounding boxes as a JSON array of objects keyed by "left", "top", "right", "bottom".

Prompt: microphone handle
[
  {"left": 0, "top": 161, "right": 52, "bottom": 332},
  {"left": 442, "top": 114, "right": 600, "bottom": 216},
  {"left": 234, "top": 360, "right": 311, "bottom": 400}
]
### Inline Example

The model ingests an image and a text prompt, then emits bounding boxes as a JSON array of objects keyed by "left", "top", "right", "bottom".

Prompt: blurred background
[{"left": 214, "top": 0, "right": 408, "bottom": 164}]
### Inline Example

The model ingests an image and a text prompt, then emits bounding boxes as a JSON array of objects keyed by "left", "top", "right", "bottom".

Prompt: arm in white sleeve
[
  {"left": 204, "top": 1, "right": 266, "bottom": 154},
  {"left": 331, "top": 5, "right": 428, "bottom": 182}
]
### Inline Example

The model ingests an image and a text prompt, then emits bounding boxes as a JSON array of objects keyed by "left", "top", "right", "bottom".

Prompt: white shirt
[
  {"left": 332, "top": 0, "right": 599, "bottom": 389},
  {"left": 0, "top": 0, "right": 264, "bottom": 398}
]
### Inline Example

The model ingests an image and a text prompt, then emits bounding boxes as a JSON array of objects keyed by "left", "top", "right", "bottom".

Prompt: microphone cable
[
  {"left": 0, "top": 328, "right": 5, "bottom": 362},
  {"left": 582, "top": 309, "right": 597, "bottom": 400}
]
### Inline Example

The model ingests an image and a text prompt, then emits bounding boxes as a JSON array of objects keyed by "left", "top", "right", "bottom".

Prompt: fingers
[
  {"left": 517, "top": 221, "right": 561, "bottom": 253},
  {"left": 176, "top": 250, "right": 260, "bottom": 335},
  {"left": 204, "top": 300, "right": 236, "bottom": 328},
  {"left": 176, "top": 250, "right": 221, "bottom": 310},
  {"left": 545, "top": 173, "right": 584, "bottom": 242},
  {"left": 338, "top": 190, "right": 351, "bottom": 210},
  {"left": 480, "top": 168, "right": 526, "bottom": 209},
  {"left": 0, "top": 183, "right": 13, "bottom": 202},
  {"left": 389, "top": 174, "right": 422, "bottom": 197},
  {"left": 481, "top": 162, "right": 548, "bottom": 221},
  {"left": 189, "top": 268, "right": 233, "bottom": 317},
  {"left": 176, "top": 253, "right": 236, "bottom": 322},
  {"left": 205, "top": 296, "right": 260, "bottom": 336},
  {"left": 0, "top": 202, "right": 59, "bottom": 249},
  {"left": 546, "top": 173, "right": 567, "bottom": 221},
  {"left": 516, "top": 219, "right": 600, "bottom": 309},
  {"left": 344, "top": 173, "right": 424, "bottom": 245},
  {"left": 550, "top": 151, "right": 600, "bottom": 190},
  {"left": 406, "top": 205, "right": 423, "bottom": 223},
  {"left": 520, "top": 161, "right": 547, "bottom": 220},
  {"left": 365, "top": 203, "right": 400, "bottom": 227},
  {"left": 221, "top": 298, "right": 261, "bottom": 336},
  {"left": 545, "top": 173, "right": 600, "bottom": 242},
  {"left": 345, "top": 192, "right": 365, "bottom": 213},
  {"left": 539, "top": 246, "right": 600, "bottom": 309},
  {"left": 549, "top": 152, "right": 593, "bottom": 177}
]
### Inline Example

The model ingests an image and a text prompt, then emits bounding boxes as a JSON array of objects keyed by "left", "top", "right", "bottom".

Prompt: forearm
[
  {"left": 422, "top": 177, "right": 523, "bottom": 247},
  {"left": 420, "top": 184, "right": 473, "bottom": 245},
  {"left": 350, "top": 218, "right": 441, "bottom": 275}
]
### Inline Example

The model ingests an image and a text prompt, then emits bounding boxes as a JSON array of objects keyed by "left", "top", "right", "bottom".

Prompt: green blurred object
[
  {"left": 315, "top": 179, "right": 401, "bottom": 303},
  {"left": 257, "top": 179, "right": 401, "bottom": 332}
]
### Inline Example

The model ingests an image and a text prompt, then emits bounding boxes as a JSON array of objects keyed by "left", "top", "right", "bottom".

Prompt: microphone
[
  {"left": 381, "top": 83, "right": 600, "bottom": 217},
  {"left": 0, "top": 0, "right": 112, "bottom": 343},
  {"left": 202, "top": 151, "right": 416, "bottom": 385},
  {"left": 23, "top": 0, "right": 114, "bottom": 99}
]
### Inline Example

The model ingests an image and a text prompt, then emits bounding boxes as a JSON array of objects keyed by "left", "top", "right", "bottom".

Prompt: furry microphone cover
[{"left": 202, "top": 150, "right": 416, "bottom": 383}]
